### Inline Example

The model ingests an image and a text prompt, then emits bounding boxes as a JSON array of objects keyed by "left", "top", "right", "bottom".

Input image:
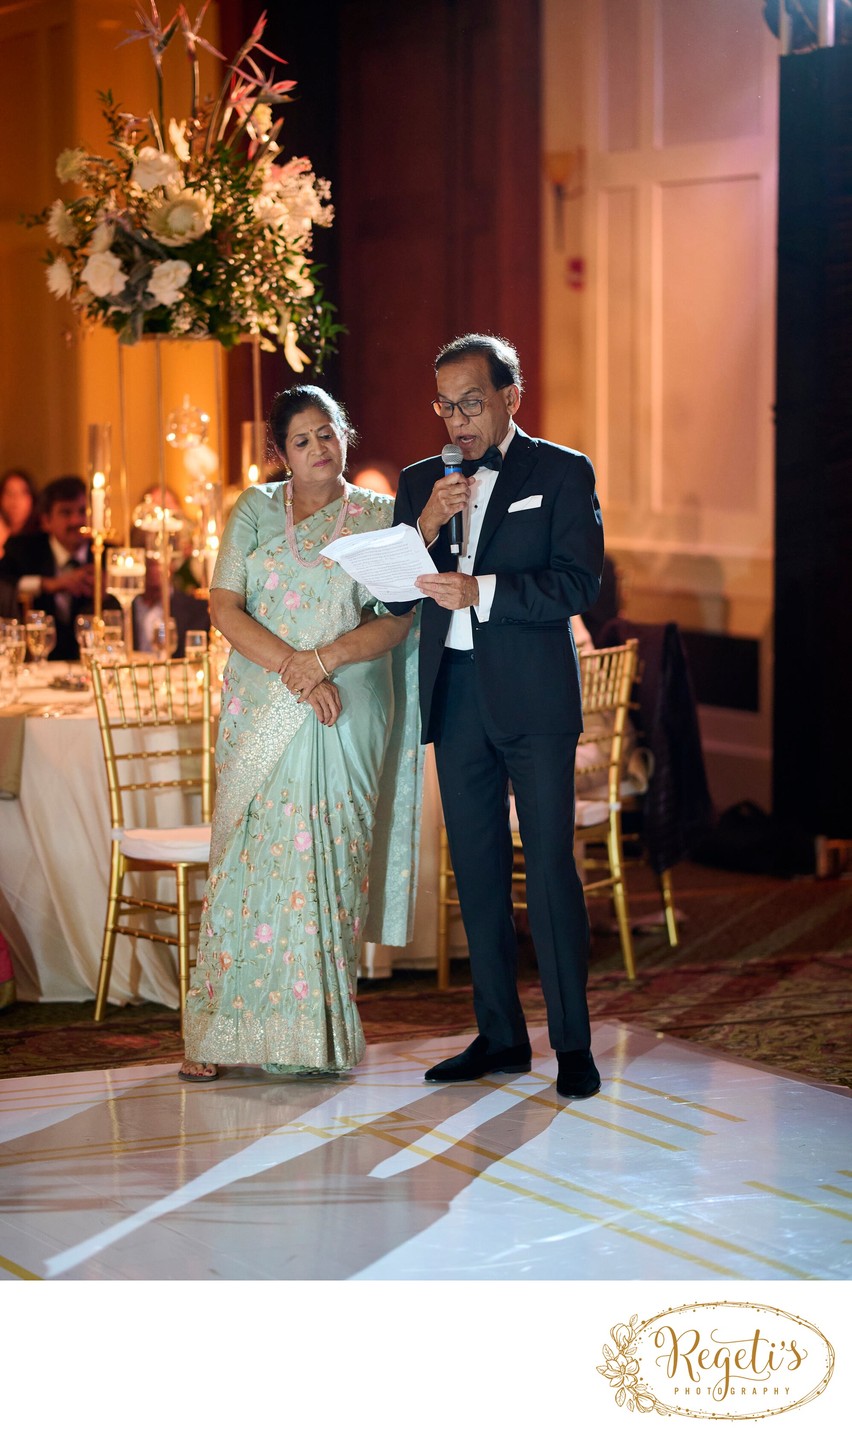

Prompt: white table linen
[{"left": 0, "top": 672, "right": 447, "bottom": 1003}]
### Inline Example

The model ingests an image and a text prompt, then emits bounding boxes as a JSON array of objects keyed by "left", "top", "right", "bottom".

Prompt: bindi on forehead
[{"left": 289, "top": 421, "right": 334, "bottom": 440}]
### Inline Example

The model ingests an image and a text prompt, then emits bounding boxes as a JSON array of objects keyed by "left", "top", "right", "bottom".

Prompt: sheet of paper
[{"left": 320, "top": 523, "right": 437, "bottom": 602}]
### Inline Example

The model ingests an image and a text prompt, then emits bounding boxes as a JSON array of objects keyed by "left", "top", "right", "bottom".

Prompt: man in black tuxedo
[
  {"left": 131, "top": 552, "right": 210, "bottom": 658},
  {"left": 392, "top": 334, "right": 604, "bottom": 1098},
  {"left": 0, "top": 475, "right": 96, "bottom": 661}
]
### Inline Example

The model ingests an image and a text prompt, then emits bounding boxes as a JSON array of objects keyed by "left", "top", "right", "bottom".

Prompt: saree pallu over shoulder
[{"left": 184, "top": 483, "right": 423, "bottom": 1068}]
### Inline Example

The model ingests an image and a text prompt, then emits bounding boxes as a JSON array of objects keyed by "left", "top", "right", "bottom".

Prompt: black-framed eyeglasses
[{"left": 431, "top": 396, "right": 486, "bottom": 419}]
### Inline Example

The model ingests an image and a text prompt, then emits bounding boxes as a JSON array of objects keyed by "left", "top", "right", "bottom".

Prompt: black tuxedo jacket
[
  {"left": 0, "top": 532, "right": 117, "bottom": 661},
  {"left": 392, "top": 426, "right": 604, "bottom": 741}
]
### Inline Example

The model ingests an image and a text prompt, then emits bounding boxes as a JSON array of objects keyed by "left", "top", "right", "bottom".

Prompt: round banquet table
[{"left": 0, "top": 666, "right": 446, "bottom": 1007}]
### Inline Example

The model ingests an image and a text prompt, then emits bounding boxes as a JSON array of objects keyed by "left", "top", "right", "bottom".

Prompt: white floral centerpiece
[{"left": 26, "top": 2, "right": 338, "bottom": 366}]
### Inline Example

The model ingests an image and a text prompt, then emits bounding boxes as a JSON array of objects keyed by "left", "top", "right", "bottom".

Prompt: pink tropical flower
[
  {"left": 347, "top": 502, "right": 364, "bottom": 516},
  {"left": 283, "top": 590, "right": 301, "bottom": 610},
  {"left": 305, "top": 921, "right": 318, "bottom": 935},
  {"left": 290, "top": 891, "right": 306, "bottom": 910},
  {"left": 227, "top": 697, "right": 244, "bottom": 715},
  {"left": 264, "top": 571, "right": 280, "bottom": 590},
  {"left": 254, "top": 923, "right": 273, "bottom": 942},
  {"left": 294, "top": 830, "right": 312, "bottom": 852},
  {"left": 293, "top": 979, "right": 309, "bottom": 1000},
  {"left": 353, "top": 916, "right": 361, "bottom": 936},
  {"left": 283, "top": 801, "right": 296, "bottom": 816}
]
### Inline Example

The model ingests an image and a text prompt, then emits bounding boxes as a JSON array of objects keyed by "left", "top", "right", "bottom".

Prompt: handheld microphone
[{"left": 441, "top": 443, "right": 464, "bottom": 555}]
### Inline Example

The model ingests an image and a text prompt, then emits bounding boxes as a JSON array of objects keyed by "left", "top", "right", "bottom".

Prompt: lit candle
[
  {"left": 204, "top": 534, "right": 219, "bottom": 587},
  {"left": 91, "top": 471, "right": 106, "bottom": 533}
]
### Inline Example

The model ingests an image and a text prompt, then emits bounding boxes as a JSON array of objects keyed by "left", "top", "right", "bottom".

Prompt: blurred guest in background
[
  {"left": 0, "top": 468, "right": 38, "bottom": 560},
  {"left": 0, "top": 475, "right": 112, "bottom": 660},
  {"left": 132, "top": 551, "right": 209, "bottom": 657}
]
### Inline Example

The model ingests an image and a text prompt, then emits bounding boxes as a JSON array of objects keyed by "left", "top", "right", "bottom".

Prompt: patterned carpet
[{"left": 1, "top": 864, "right": 850, "bottom": 1085}]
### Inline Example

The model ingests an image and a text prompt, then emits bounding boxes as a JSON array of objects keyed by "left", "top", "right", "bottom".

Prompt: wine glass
[
  {"left": 184, "top": 629, "right": 208, "bottom": 696},
  {"left": 105, "top": 547, "right": 147, "bottom": 656},
  {"left": 152, "top": 617, "right": 178, "bottom": 661},
  {"left": 25, "top": 613, "right": 56, "bottom": 680},
  {"left": 184, "top": 629, "right": 208, "bottom": 657},
  {"left": 1, "top": 620, "right": 26, "bottom": 702},
  {"left": 75, "top": 614, "right": 97, "bottom": 659}
]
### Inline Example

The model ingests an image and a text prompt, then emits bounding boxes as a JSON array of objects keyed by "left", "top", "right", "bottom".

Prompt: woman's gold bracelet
[{"left": 314, "top": 648, "right": 333, "bottom": 679}]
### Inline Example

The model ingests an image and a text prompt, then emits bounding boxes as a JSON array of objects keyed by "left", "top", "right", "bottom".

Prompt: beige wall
[
  {"left": 0, "top": 0, "right": 224, "bottom": 538},
  {"left": 542, "top": 0, "right": 779, "bottom": 809}
]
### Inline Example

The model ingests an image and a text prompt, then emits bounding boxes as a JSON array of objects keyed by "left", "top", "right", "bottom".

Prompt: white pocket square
[{"left": 508, "top": 494, "right": 543, "bottom": 513}]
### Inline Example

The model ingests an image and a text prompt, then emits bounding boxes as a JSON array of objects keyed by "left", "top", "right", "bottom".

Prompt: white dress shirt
[{"left": 444, "top": 421, "right": 515, "bottom": 650}]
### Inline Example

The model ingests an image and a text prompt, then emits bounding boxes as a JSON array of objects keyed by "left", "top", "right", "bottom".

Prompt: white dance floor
[{"left": 0, "top": 1020, "right": 849, "bottom": 1282}]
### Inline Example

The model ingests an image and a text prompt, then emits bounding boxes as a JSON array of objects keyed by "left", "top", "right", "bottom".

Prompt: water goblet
[{"left": 105, "top": 547, "right": 146, "bottom": 656}]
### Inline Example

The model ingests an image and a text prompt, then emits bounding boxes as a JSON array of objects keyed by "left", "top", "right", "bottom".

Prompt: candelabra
[{"left": 85, "top": 423, "right": 113, "bottom": 621}]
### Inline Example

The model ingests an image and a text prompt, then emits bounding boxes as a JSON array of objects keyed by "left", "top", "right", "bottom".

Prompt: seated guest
[
  {"left": 0, "top": 475, "right": 114, "bottom": 660},
  {"left": 0, "top": 468, "right": 38, "bottom": 560},
  {"left": 132, "top": 552, "right": 210, "bottom": 658}
]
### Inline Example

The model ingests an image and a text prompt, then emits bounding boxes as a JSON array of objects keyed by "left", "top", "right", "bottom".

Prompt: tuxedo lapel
[{"left": 474, "top": 428, "right": 538, "bottom": 568}]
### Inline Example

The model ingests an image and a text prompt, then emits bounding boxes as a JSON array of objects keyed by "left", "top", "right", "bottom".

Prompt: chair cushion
[
  {"left": 575, "top": 798, "right": 615, "bottom": 828},
  {"left": 508, "top": 792, "right": 626, "bottom": 833},
  {"left": 115, "top": 824, "right": 211, "bottom": 863}
]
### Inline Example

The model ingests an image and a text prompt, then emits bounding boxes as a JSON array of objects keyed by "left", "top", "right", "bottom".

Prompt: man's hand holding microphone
[{"left": 415, "top": 444, "right": 480, "bottom": 610}]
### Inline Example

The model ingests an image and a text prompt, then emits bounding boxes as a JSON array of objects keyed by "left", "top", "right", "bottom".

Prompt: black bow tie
[{"left": 461, "top": 445, "right": 503, "bottom": 477}]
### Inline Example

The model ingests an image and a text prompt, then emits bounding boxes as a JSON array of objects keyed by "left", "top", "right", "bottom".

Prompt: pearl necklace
[{"left": 284, "top": 479, "right": 350, "bottom": 568}]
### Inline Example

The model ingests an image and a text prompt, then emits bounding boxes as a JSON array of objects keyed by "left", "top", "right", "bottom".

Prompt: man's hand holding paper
[{"left": 321, "top": 523, "right": 437, "bottom": 603}]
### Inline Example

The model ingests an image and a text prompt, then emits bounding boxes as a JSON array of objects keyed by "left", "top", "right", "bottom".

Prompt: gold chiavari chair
[
  {"left": 89, "top": 655, "right": 214, "bottom": 1028},
  {"left": 436, "top": 640, "right": 647, "bottom": 986}
]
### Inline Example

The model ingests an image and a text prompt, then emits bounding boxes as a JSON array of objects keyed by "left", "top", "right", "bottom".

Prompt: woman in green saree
[{"left": 180, "top": 387, "right": 422, "bottom": 1081}]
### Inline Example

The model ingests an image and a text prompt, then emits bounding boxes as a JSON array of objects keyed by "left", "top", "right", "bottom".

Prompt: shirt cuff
[
  {"left": 416, "top": 518, "right": 439, "bottom": 551},
  {"left": 473, "top": 574, "right": 496, "bottom": 622}
]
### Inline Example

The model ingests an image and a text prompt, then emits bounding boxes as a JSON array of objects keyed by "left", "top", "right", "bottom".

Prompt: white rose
[
  {"left": 90, "top": 221, "right": 116, "bottom": 253},
  {"left": 80, "top": 250, "right": 126, "bottom": 298},
  {"left": 56, "top": 148, "right": 87, "bottom": 183},
  {"left": 132, "top": 146, "right": 181, "bottom": 191},
  {"left": 148, "top": 189, "right": 213, "bottom": 247},
  {"left": 46, "top": 199, "right": 78, "bottom": 246},
  {"left": 147, "top": 259, "right": 192, "bottom": 307},
  {"left": 285, "top": 262, "right": 315, "bottom": 299},
  {"left": 46, "top": 257, "right": 73, "bottom": 298}
]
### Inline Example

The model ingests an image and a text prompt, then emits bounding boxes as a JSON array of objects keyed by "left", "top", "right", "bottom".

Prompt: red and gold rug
[{"left": 1, "top": 865, "right": 849, "bottom": 1085}]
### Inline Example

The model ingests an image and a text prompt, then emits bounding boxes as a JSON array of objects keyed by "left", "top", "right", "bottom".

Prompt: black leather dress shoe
[
  {"left": 556, "top": 1049, "right": 601, "bottom": 1099},
  {"left": 424, "top": 1034, "right": 532, "bottom": 1082}
]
